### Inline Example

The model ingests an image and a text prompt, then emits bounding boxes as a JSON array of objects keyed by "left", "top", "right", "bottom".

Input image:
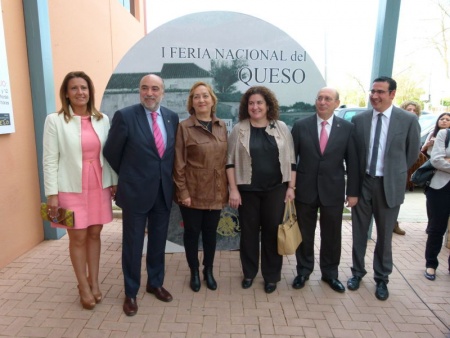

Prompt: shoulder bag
[{"left": 411, "top": 129, "right": 450, "bottom": 188}]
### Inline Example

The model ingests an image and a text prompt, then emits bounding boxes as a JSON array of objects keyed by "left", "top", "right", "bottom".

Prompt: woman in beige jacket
[{"left": 226, "top": 86, "right": 296, "bottom": 294}]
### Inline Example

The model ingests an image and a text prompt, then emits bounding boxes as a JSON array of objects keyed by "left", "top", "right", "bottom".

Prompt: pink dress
[{"left": 52, "top": 116, "right": 112, "bottom": 229}]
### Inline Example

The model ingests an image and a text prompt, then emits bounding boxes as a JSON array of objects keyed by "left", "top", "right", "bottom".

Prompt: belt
[{"left": 366, "top": 173, "right": 383, "bottom": 179}]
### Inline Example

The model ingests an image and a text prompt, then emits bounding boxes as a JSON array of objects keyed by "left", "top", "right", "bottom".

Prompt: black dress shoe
[
  {"left": 375, "top": 281, "right": 389, "bottom": 301},
  {"left": 321, "top": 277, "right": 345, "bottom": 293},
  {"left": 264, "top": 282, "right": 277, "bottom": 294},
  {"left": 123, "top": 297, "right": 138, "bottom": 316},
  {"left": 292, "top": 275, "right": 309, "bottom": 289},
  {"left": 241, "top": 278, "right": 253, "bottom": 289},
  {"left": 347, "top": 275, "right": 362, "bottom": 291},
  {"left": 146, "top": 285, "right": 173, "bottom": 302}
]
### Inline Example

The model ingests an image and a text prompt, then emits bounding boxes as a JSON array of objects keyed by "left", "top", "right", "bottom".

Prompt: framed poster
[{"left": 0, "top": 1, "right": 16, "bottom": 134}]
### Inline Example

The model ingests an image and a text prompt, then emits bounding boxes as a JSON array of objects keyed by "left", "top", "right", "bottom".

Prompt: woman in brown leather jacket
[{"left": 173, "top": 82, "right": 228, "bottom": 292}]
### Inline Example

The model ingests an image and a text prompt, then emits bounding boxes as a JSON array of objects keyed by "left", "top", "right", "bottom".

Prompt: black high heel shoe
[
  {"left": 203, "top": 266, "right": 217, "bottom": 290},
  {"left": 241, "top": 278, "right": 253, "bottom": 289},
  {"left": 190, "top": 268, "right": 201, "bottom": 292}
]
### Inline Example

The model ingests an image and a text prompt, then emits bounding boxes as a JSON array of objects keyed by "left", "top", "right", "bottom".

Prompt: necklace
[{"left": 197, "top": 119, "right": 211, "bottom": 130}]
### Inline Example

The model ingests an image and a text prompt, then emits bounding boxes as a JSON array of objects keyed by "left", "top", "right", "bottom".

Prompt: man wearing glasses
[
  {"left": 291, "top": 87, "right": 359, "bottom": 293},
  {"left": 347, "top": 76, "right": 420, "bottom": 300}
]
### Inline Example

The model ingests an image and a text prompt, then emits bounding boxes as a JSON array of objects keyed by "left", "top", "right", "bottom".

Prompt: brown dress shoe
[
  {"left": 393, "top": 222, "right": 406, "bottom": 235},
  {"left": 146, "top": 285, "right": 173, "bottom": 302},
  {"left": 123, "top": 297, "right": 138, "bottom": 316}
]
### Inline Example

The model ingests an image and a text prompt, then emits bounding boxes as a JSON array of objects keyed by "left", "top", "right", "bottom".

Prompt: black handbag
[
  {"left": 410, "top": 160, "right": 436, "bottom": 187},
  {"left": 411, "top": 129, "right": 450, "bottom": 188}
]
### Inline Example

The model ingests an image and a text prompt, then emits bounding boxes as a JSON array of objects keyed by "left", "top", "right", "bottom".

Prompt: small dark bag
[
  {"left": 410, "top": 160, "right": 436, "bottom": 187},
  {"left": 411, "top": 129, "right": 450, "bottom": 188}
]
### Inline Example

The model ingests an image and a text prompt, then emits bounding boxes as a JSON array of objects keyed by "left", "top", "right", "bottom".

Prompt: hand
[
  {"left": 110, "top": 185, "right": 117, "bottom": 200},
  {"left": 228, "top": 190, "right": 241, "bottom": 209},
  {"left": 46, "top": 195, "right": 59, "bottom": 219},
  {"left": 181, "top": 197, "right": 191, "bottom": 207},
  {"left": 284, "top": 187, "right": 295, "bottom": 202},
  {"left": 345, "top": 196, "right": 358, "bottom": 208}
]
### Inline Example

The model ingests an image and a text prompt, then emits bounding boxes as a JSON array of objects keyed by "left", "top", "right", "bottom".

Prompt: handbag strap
[
  {"left": 282, "top": 200, "right": 296, "bottom": 222},
  {"left": 289, "top": 199, "right": 297, "bottom": 217},
  {"left": 445, "top": 129, "right": 450, "bottom": 149}
]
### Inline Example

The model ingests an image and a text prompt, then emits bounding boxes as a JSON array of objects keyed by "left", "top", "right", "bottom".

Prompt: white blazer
[
  {"left": 429, "top": 128, "right": 450, "bottom": 189},
  {"left": 43, "top": 108, "right": 118, "bottom": 196}
]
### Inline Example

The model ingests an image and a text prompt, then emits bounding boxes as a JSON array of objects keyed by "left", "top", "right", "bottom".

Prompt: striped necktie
[{"left": 151, "top": 112, "right": 165, "bottom": 158}]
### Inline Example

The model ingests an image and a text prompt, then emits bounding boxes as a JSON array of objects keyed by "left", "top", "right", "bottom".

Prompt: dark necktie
[{"left": 369, "top": 113, "right": 382, "bottom": 176}]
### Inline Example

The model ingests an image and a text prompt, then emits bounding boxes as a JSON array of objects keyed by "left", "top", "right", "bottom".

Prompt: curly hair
[
  {"left": 58, "top": 71, "right": 102, "bottom": 123},
  {"left": 238, "top": 86, "right": 279, "bottom": 121},
  {"left": 186, "top": 81, "right": 217, "bottom": 116},
  {"left": 400, "top": 100, "right": 421, "bottom": 117}
]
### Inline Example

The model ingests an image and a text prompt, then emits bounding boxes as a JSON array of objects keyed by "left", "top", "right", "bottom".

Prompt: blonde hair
[{"left": 186, "top": 81, "right": 217, "bottom": 116}]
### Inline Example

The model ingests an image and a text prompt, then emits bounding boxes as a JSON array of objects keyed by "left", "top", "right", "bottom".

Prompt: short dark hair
[
  {"left": 373, "top": 76, "right": 397, "bottom": 91},
  {"left": 238, "top": 86, "right": 279, "bottom": 121}
]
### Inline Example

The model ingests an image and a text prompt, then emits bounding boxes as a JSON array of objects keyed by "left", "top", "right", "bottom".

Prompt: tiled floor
[{"left": 1, "top": 192, "right": 450, "bottom": 337}]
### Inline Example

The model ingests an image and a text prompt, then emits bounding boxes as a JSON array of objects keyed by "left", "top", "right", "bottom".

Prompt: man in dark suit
[
  {"left": 291, "top": 87, "right": 359, "bottom": 293},
  {"left": 347, "top": 76, "right": 420, "bottom": 301},
  {"left": 104, "top": 74, "right": 179, "bottom": 316}
]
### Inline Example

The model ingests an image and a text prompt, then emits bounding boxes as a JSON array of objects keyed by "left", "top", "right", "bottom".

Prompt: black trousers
[
  {"left": 238, "top": 184, "right": 286, "bottom": 283},
  {"left": 425, "top": 180, "right": 450, "bottom": 269},
  {"left": 295, "top": 199, "right": 343, "bottom": 279},
  {"left": 179, "top": 206, "right": 221, "bottom": 269}
]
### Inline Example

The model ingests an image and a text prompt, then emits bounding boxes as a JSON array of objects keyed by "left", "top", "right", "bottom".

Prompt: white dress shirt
[
  {"left": 367, "top": 105, "right": 393, "bottom": 176},
  {"left": 317, "top": 115, "right": 333, "bottom": 140}
]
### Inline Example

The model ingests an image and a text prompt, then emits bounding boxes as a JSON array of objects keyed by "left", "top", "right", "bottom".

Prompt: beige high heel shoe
[
  {"left": 77, "top": 285, "right": 96, "bottom": 310},
  {"left": 87, "top": 277, "right": 102, "bottom": 303},
  {"left": 88, "top": 283, "right": 102, "bottom": 303},
  {"left": 92, "top": 290, "right": 102, "bottom": 303}
]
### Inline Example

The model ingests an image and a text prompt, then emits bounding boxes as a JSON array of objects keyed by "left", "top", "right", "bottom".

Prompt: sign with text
[
  {"left": 101, "top": 11, "right": 326, "bottom": 251},
  {"left": 0, "top": 1, "right": 15, "bottom": 134}
]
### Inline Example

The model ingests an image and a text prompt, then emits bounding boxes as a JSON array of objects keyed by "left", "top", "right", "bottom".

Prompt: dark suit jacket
[
  {"left": 352, "top": 106, "right": 420, "bottom": 208},
  {"left": 103, "top": 103, "right": 179, "bottom": 212},
  {"left": 291, "top": 114, "right": 359, "bottom": 206}
]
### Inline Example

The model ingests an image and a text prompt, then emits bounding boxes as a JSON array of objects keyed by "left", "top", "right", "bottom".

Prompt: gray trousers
[{"left": 351, "top": 175, "right": 400, "bottom": 283}]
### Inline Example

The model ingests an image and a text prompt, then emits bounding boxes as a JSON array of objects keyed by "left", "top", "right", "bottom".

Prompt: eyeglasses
[
  {"left": 369, "top": 89, "right": 392, "bottom": 95},
  {"left": 439, "top": 117, "right": 450, "bottom": 122},
  {"left": 316, "top": 96, "right": 334, "bottom": 102}
]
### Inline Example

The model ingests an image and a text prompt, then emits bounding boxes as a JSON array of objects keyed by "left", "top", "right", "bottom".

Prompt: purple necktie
[
  {"left": 151, "top": 112, "right": 165, "bottom": 158},
  {"left": 319, "top": 120, "right": 328, "bottom": 154}
]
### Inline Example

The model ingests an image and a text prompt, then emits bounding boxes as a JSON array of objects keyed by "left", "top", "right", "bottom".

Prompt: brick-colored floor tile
[{"left": 1, "top": 202, "right": 450, "bottom": 337}]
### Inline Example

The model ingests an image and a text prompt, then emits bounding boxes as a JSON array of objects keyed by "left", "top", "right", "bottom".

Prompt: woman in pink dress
[{"left": 43, "top": 71, "right": 117, "bottom": 310}]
